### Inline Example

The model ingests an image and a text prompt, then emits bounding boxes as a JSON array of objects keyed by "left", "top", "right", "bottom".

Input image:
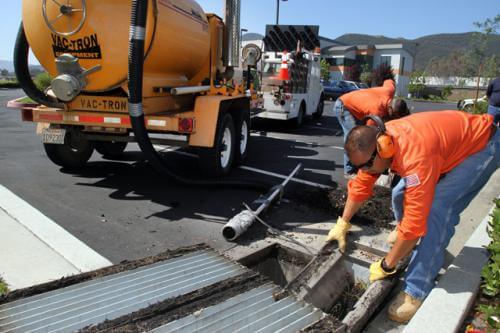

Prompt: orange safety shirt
[
  {"left": 347, "top": 111, "right": 494, "bottom": 240},
  {"left": 339, "top": 79, "right": 395, "bottom": 120}
]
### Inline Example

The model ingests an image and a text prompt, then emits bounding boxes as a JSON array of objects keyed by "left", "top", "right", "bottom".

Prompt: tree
[
  {"left": 372, "top": 63, "right": 395, "bottom": 87},
  {"left": 471, "top": 14, "right": 500, "bottom": 102},
  {"left": 0, "top": 69, "right": 8, "bottom": 77},
  {"left": 360, "top": 71, "right": 373, "bottom": 86},
  {"left": 320, "top": 59, "right": 330, "bottom": 81}
]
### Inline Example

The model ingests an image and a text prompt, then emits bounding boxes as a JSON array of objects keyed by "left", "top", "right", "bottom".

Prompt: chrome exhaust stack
[{"left": 223, "top": 0, "right": 241, "bottom": 69}]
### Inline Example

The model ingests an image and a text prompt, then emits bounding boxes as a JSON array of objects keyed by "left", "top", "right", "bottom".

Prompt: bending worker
[
  {"left": 334, "top": 79, "right": 409, "bottom": 176},
  {"left": 327, "top": 111, "right": 499, "bottom": 322}
]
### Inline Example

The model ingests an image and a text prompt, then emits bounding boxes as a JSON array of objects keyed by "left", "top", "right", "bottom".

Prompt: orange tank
[{"left": 22, "top": 0, "right": 211, "bottom": 93}]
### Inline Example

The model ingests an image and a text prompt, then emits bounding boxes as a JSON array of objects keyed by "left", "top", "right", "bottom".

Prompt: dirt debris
[
  {"left": 330, "top": 282, "right": 367, "bottom": 319},
  {"left": 80, "top": 273, "right": 267, "bottom": 332},
  {"left": 287, "top": 184, "right": 394, "bottom": 230},
  {"left": 301, "top": 315, "right": 345, "bottom": 332}
]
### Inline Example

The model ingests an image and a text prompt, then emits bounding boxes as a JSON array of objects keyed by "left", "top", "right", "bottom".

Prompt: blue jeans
[
  {"left": 488, "top": 104, "right": 500, "bottom": 125},
  {"left": 334, "top": 99, "right": 358, "bottom": 174},
  {"left": 392, "top": 177, "right": 405, "bottom": 222},
  {"left": 391, "top": 129, "right": 500, "bottom": 300}
]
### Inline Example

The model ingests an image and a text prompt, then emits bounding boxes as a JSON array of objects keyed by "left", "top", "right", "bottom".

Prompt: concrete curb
[
  {"left": 403, "top": 205, "right": 494, "bottom": 333},
  {"left": 0, "top": 185, "right": 112, "bottom": 290}
]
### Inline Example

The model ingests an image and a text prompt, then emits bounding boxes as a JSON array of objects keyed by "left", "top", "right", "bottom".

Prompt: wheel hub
[{"left": 220, "top": 127, "right": 232, "bottom": 168}]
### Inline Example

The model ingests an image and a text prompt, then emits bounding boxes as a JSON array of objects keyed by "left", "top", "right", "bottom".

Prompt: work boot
[
  {"left": 387, "top": 291, "right": 423, "bottom": 323},
  {"left": 386, "top": 226, "right": 398, "bottom": 245}
]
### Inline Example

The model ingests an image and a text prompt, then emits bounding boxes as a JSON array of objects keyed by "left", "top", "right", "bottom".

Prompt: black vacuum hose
[
  {"left": 14, "top": 23, "right": 63, "bottom": 109},
  {"left": 127, "top": 0, "right": 271, "bottom": 191}
]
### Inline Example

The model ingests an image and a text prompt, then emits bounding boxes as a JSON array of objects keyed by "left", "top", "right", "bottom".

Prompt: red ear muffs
[{"left": 363, "top": 115, "right": 395, "bottom": 159}]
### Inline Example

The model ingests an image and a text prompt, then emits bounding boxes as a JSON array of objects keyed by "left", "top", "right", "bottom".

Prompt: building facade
[{"left": 321, "top": 43, "right": 415, "bottom": 97}]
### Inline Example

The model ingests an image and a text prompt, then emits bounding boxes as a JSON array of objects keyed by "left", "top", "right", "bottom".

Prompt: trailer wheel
[
  {"left": 313, "top": 95, "right": 325, "bottom": 119},
  {"left": 199, "top": 113, "right": 235, "bottom": 177},
  {"left": 43, "top": 129, "right": 94, "bottom": 168},
  {"left": 95, "top": 141, "right": 128, "bottom": 157},
  {"left": 233, "top": 110, "right": 250, "bottom": 165}
]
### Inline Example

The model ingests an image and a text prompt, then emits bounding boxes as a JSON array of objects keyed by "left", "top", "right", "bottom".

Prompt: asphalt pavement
[{"left": 0, "top": 89, "right": 459, "bottom": 264}]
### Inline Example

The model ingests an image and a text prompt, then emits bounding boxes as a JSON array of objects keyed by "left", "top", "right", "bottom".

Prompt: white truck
[{"left": 253, "top": 25, "right": 325, "bottom": 126}]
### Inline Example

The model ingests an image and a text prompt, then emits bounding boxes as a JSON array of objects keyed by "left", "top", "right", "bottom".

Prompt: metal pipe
[
  {"left": 223, "top": 0, "right": 241, "bottom": 67},
  {"left": 222, "top": 163, "right": 302, "bottom": 241},
  {"left": 170, "top": 85, "right": 210, "bottom": 95}
]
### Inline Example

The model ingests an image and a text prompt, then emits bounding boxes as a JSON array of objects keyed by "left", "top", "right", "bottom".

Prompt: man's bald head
[{"left": 345, "top": 125, "right": 378, "bottom": 156}]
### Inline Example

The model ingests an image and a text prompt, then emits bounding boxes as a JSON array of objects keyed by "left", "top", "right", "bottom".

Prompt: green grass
[{"left": 0, "top": 277, "right": 8, "bottom": 295}]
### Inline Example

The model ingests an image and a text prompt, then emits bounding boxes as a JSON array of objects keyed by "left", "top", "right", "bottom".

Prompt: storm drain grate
[
  {"left": 150, "top": 283, "right": 325, "bottom": 333},
  {"left": 0, "top": 249, "right": 247, "bottom": 333}
]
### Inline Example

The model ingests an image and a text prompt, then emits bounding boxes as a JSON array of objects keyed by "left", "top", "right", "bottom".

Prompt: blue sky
[{"left": 0, "top": 0, "right": 496, "bottom": 62}]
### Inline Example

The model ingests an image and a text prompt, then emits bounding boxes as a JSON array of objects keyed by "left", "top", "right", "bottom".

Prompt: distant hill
[
  {"left": 0, "top": 60, "right": 44, "bottom": 74},
  {"left": 334, "top": 32, "right": 500, "bottom": 71},
  {"left": 242, "top": 33, "right": 264, "bottom": 41}
]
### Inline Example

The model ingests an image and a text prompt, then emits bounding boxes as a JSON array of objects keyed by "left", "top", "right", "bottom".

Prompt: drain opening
[{"left": 238, "top": 243, "right": 376, "bottom": 331}]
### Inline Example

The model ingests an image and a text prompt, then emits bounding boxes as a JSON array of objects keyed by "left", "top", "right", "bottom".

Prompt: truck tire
[
  {"left": 199, "top": 113, "right": 235, "bottom": 177},
  {"left": 293, "top": 102, "right": 306, "bottom": 128},
  {"left": 95, "top": 141, "right": 128, "bottom": 157},
  {"left": 313, "top": 95, "right": 325, "bottom": 119},
  {"left": 43, "top": 129, "right": 94, "bottom": 168},
  {"left": 233, "top": 110, "right": 250, "bottom": 165}
]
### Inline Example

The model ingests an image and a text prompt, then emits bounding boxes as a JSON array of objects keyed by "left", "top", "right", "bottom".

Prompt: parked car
[
  {"left": 353, "top": 82, "right": 369, "bottom": 89},
  {"left": 322, "top": 80, "right": 361, "bottom": 100},
  {"left": 457, "top": 95, "right": 487, "bottom": 112}
]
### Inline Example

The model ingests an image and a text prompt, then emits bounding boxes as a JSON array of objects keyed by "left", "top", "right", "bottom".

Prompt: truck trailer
[{"left": 10, "top": 0, "right": 255, "bottom": 178}]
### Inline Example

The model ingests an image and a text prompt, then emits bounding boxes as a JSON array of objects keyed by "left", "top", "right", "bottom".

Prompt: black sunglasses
[{"left": 355, "top": 148, "right": 378, "bottom": 170}]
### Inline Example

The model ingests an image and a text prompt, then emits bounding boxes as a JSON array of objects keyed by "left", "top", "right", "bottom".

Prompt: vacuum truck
[{"left": 11, "top": 0, "right": 257, "bottom": 178}]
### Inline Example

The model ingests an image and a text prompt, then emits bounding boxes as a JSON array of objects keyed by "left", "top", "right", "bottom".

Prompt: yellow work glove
[
  {"left": 326, "top": 217, "right": 351, "bottom": 252},
  {"left": 369, "top": 259, "right": 397, "bottom": 283}
]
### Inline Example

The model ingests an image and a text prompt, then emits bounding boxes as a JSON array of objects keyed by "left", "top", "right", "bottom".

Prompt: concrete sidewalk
[{"left": 0, "top": 185, "right": 112, "bottom": 291}]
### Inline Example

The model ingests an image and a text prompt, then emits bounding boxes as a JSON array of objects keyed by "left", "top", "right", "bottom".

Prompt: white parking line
[
  {"left": 0, "top": 185, "right": 112, "bottom": 289},
  {"left": 303, "top": 125, "right": 336, "bottom": 132},
  {"left": 153, "top": 145, "right": 332, "bottom": 189},
  {"left": 238, "top": 166, "right": 332, "bottom": 189},
  {"left": 250, "top": 132, "right": 345, "bottom": 150}
]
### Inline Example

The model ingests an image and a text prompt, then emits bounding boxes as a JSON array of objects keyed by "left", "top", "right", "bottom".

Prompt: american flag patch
[{"left": 405, "top": 174, "right": 421, "bottom": 188}]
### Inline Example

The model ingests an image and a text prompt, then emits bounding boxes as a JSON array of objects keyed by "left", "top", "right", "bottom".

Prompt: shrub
[
  {"left": 344, "top": 64, "right": 361, "bottom": 82},
  {"left": 408, "top": 70, "right": 426, "bottom": 98},
  {"left": 472, "top": 101, "right": 489, "bottom": 114},
  {"left": 360, "top": 71, "right": 372, "bottom": 87},
  {"left": 0, "top": 277, "right": 7, "bottom": 296},
  {"left": 476, "top": 199, "right": 500, "bottom": 330},
  {"left": 372, "top": 63, "right": 395, "bottom": 87},
  {"left": 34, "top": 72, "right": 52, "bottom": 91},
  {"left": 0, "top": 79, "right": 20, "bottom": 88},
  {"left": 442, "top": 85, "right": 453, "bottom": 100}
]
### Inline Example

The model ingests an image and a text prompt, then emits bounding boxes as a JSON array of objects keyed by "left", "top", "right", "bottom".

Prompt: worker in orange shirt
[
  {"left": 334, "top": 79, "right": 409, "bottom": 176},
  {"left": 326, "top": 111, "right": 498, "bottom": 322}
]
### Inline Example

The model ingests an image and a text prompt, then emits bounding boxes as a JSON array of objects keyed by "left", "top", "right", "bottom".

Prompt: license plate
[{"left": 42, "top": 128, "right": 66, "bottom": 144}]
